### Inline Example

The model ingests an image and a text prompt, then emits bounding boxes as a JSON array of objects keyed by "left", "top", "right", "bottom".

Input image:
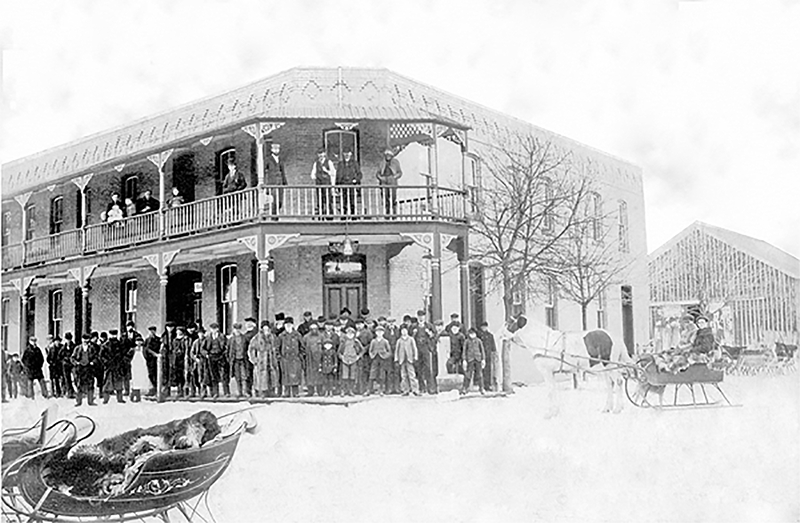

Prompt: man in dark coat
[
  {"left": 221, "top": 157, "right": 248, "bottom": 194},
  {"left": 202, "top": 323, "right": 229, "bottom": 398},
  {"left": 22, "top": 337, "right": 48, "bottom": 399},
  {"left": 91, "top": 332, "right": 104, "bottom": 394},
  {"left": 336, "top": 149, "right": 362, "bottom": 215},
  {"left": 45, "top": 335, "right": 63, "bottom": 397},
  {"left": 297, "top": 311, "right": 314, "bottom": 337},
  {"left": 228, "top": 323, "right": 249, "bottom": 398},
  {"left": 265, "top": 142, "right": 287, "bottom": 215},
  {"left": 242, "top": 317, "right": 258, "bottom": 396},
  {"left": 59, "top": 332, "right": 76, "bottom": 398},
  {"left": 100, "top": 329, "right": 127, "bottom": 404},
  {"left": 160, "top": 322, "right": 176, "bottom": 395},
  {"left": 446, "top": 323, "right": 466, "bottom": 375},
  {"left": 170, "top": 326, "right": 191, "bottom": 397},
  {"left": 122, "top": 321, "right": 142, "bottom": 396},
  {"left": 143, "top": 326, "right": 160, "bottom": 396},
  {"left": 311, "top": 150, "right": 336, "bottom": 217},
  {"left": 136, "top": 189, "right": 160, "bottom": 214},
  {"left": 412, "top": 312, "right": 436, "bottom": 394},
  {"left": 71, "top": 333, "right": 98, "bottom": 406},
  {"left": 478, "top": 322, "right": 497, "bottom": 391},
  {"left": 277, "top": 317, "right": 304, "bottom": 397}
]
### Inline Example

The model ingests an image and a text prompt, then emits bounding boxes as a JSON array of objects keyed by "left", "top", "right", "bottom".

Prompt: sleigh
[
  {"left": 2, "top": 409, "right": 257, "bottom": 522},
  {"left": 624, "top": 354, "right": 737, "bottom": 409}
]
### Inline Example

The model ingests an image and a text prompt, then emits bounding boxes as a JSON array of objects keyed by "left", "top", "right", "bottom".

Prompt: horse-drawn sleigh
[
  {"left": 2, "top": 408, "right": 256, "bottom": 522},
  {"left": 500, "top": 316, "right": 739, "bottom": 416}
]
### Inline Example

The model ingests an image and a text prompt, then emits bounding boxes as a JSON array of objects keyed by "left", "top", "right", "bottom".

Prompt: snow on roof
[
  {"left": 2, "top": 67, "right": 641, "bottom": 198},
  {"left": 649, "top": 221, "right": 800, "bottom": 280}
]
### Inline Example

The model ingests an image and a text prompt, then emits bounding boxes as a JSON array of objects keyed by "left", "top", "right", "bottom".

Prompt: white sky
[{"left": 1, "top": 0, "right": 798, "bottom": 258}]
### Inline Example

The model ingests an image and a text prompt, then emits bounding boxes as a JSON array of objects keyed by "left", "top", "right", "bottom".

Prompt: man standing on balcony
[
  {"left": 376, "top": 148, "right": 403, "bottom": 216},
  {"left": 265, "top": 142, "right": 286, "bottom": 215},
  {"left": 136, "top": 189, "right": 160, "bottom": 214},
  {"left": 222, "top": 157, "right": 247, "bottom": 194},
  {"left": 337, "top": 149, "right": 362, "bottom": 216},
  {"left": 311, "top": 149, "right": 336, "bottom": 217}
]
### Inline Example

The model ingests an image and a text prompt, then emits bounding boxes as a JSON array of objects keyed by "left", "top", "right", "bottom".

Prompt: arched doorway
[
  {"left": 322, "top": 253, "right": 366, "bottom": 320},
  {"left": 167, "top": 270, "right": 203, "bottom": 327}
]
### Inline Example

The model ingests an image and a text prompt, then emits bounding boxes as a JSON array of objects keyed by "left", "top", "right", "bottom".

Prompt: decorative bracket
[
  {"left": 199, "top": 136, "right": 213, "bottom": 146},
  {"left": 241, "top": 124, "right": 259, "bottom": 140},
  {"left": 114, "top": 164, "right": 126, "bottom": 172},
  {"left": 46, "top": 184, "right": 57, "bottom": 192},
  {"left": 264, "top": 233, "right": 299, "bottom": 256},
  {"left": 334, "top": 122, "right": 358, "bottom": 131},
  {"left": 400, "top": 232, "right": 434, "bottom": 252},
  {"left": 66, "top": 265, "right": 98, "bottom": 287},
  {"left": 147, "top": 149, "right": 174, "bottom": 171},
  {"left": 440, "top": 233, "right": 457, "bottom": 250},
  {"left": 9, "top": 276, "right": 36, "bottom": 296},
  {"left": 237, "top": 235, "right": 258, "bottom": 254},
  {"left": 13, "top": 192, "right": 32, "bottom": 208},
  {"left": 259, "top": 122, "right": 285, "bottom": 137},
  {"left": 143, "top": 249, "right": 180, "bottom": 275},
  {"left": 71, "top": 173, "right": 94, "bottom": 192}
]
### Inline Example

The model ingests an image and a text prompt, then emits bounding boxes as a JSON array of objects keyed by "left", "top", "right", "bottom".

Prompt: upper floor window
[
  {"left": 122, "top": 278, "right": 137, "bottom": 326},
  {"left": 324, "top": 129, "right": 359, "bottom": 163},
  {"left": 2, "top": 211, "right": 11, "bottom": 246},
  {"left": 618, "top": 200, "right": 629, "bottom": 253},
  {"left": 466, "top": 154, "right": 482, "bottom": 215},
  {"left": 49, "top": 289, "right": 63, "bottom": 339},
  {"left": 50, "top": 196, "right": 64, "bottom": 235},
  {"left": 218, "top": 263, "right": 238, "bottom": 334},
  {"left": 25, "top": 204, "right": 36, "bottom": 241},
  {"left": 596, "top": 288, "right": 607, "bottom": 329},
  {"left": 1, "top": 297, "right": 9, "bottom": 352},
  {"left": 545, "top": 278, "right": 558, "bottom": 329},
  {"left": 589, "top": 192, "right": 603, "bottom": 241},
  {"left": 122, "top": 174, "right": 139, "bottom": 203}
]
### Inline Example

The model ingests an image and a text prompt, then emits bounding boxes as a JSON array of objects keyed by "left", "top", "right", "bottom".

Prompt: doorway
[
  {"left": 173, "top": 153, "right": 196, "bottom": 203},
  {"left": 167, "top": 270, "right": 203, "bottom": 327},
  {"left": 74, "top": 287, "right": 83, "bottom": 336},
  {"left": 25, "top": 295, "right": 36, "bottom": 340},
  {"left": 621, "top": 285, "right": 634, "bottom": 356},
  {"left": 322, "top": 253, "right": 366, "bottom": 320}
]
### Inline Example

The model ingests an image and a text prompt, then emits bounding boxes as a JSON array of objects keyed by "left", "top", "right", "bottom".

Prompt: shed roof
[{"left": 2, "top": 67, "right": 640, "bottom": 198}]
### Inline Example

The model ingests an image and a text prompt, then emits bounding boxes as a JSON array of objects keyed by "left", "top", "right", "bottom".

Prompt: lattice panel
[{"left": 389, "top": 122, "right": 434, "bottom": 142}]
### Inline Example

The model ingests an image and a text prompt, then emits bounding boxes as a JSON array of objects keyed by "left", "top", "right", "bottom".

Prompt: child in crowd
[
  {"left": 320, "top": 338, "right": 339, "bottom": 396},
  {"left": 368, "top": 325, "right": 392, "bottom": 395},
  {"left": 461, "top": 328, "right": 486, "bottom": 395}
]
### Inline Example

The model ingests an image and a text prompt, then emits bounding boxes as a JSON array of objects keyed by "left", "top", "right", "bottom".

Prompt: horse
[{"left": 499, "top": 315, "right": 633, "bottom": 418}]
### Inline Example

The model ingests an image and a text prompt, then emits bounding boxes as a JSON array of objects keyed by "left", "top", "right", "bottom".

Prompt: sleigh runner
[{"left": 2, "top": 409, "right": 256, "bottom": 522}]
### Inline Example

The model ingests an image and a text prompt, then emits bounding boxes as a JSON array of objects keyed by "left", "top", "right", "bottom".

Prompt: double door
[{"left": 323, "top": 284, "right": 363, "bottom": 321}]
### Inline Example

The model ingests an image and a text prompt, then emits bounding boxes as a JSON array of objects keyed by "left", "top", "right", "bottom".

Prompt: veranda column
[
  {"left": 71, "top": 174, "right": 93, "bottom": 252},
  {"left": 144, "top": 250, "right": 180, "bottom": 403},
  {"left": 237, "top": 233, "right": 298, "bottom": 325},
  {"left": 458, "top": 235, "right": 471, "bottom": 328},
  {"left": 147, "top": 150, "right": 173, "bottom": 239},
  {"left": 10, "top": 277, "right": 35, "bottom": 351},
  {"left": 430, "top": 230, "right": 443, "bottom": 323},
  {"left": 429, "top": 124, "right": 440, "bottom": 217},
  {"left": 66, "top": 266, "right": 98, "bottom": 337},
  {"left": 14, "top": 193, "right": 32, "bottom": 264}
]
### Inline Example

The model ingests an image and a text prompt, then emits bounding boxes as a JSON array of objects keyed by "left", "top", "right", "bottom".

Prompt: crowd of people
[
  {"left": 650, "top": 314, "right": 720, "bottom": 373},
  {"left": 1, "top": 308, "right": 499, "bottom": 405}
]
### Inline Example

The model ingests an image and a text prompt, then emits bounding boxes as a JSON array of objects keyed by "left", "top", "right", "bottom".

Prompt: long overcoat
[
  {"left": 302, "top": 331, "right": 324, "bottom": 387},
  {"left": 22, "top": 344, "right": 45, "bottom": 380},
  {"left": 248, "top": 331, "right": 280, "bottom": 391},
  {"left": 101, "top": 338, "right": 129, "bottom": 392},
  {"left": 278, "top": 330, "right": 304, "bottom": 386}
]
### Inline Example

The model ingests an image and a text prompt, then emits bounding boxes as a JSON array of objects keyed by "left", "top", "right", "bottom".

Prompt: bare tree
[
  {"left": 547, "top": 202, "right": 634, "bottom": 330},
  {"left": 469, "top": 135, "right": 593, "bottom": 390}
]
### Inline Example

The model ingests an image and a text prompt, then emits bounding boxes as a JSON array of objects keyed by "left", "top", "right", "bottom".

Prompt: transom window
[
  {"left": 50, "top": 196, "right": 64, "bottom": 235},
  {"left": 218, "top": 263, "right": 238, "bottom": 334},
  {"left": 49, "top": 289, "right": 63, "bottom": 339},
  {"left": 122, "top": 278, "right": 137, "bottom": 326},
  {"left": 324, "top": 129, "right": 359, "bottom": 163},
  {"left": 618, "top": 200, "right": 629, "bottom": 253},
  {"left": 25, "top": 204, "right": 36, "bottom": 240}
]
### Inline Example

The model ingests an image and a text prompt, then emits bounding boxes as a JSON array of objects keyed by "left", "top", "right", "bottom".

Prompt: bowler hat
[
  {"left": 284, "top": 317, "right": 294, "bottom": 324},
  {"left": 232, "top": 323, "right": 242, "bottom": 329},
  {"left": 275, "top": 313, "right": 285, "bottom": 321},
  {"left": 148, "top": 326, "right": 158, "bottom": 332},
  {"left": 244, "top": 317, "right": 256, "bottom": 324},
  {"left": 260, "top": 320, "right": 271, "bottom": 328}
]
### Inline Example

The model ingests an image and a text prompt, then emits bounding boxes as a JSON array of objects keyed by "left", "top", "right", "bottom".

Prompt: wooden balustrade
[
  {"left": 2, "top": 185, "right": 466, "bottom": 269},
  {"left": 24, "top": 229, "right": 84, "bottom": 264}
]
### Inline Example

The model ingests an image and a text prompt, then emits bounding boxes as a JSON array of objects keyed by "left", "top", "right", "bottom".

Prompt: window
[
  {"left": 589, "top": 192, "right": 603, "bottom": 241},
  {"left": 542, "top": 178, "right": 554, "bottom": 233},
  {"left": 618, "top": 200, "right": 629, "bottom": 253},
  {"left": 49, "top": 290, "right": 63, "bottom": 338},
  {"left": 2, "top": 211, "right": 10, "bottom": 246},
  {"left": 218, "top": 264, "right": 238, "bottom": 334},
  {"left": 545, "top": 278, "right": 558, "bottom": 329},
  {"left": 122, "top": 174, "right": 139, "bottom": 203},
  {"left": 122, "top": 278, "right": 137, "bottom": 326},
  {"left": 466, "top": 155, "right": 482, "bottom": 215},
  {"left": 512, "top": 282, "right": 526, "bottom": 318},
  {"left": 50, "top": 196, "right": 64, "bottom": 235},
  {"left": 25, "top": 204, "right": 36, "bottom": 240},
  {"left": 324, "top": 129, "right": 359, "bottom": 163},
  {"left": 1, "top": 297, "right": 9, "bottom": 351},
  {"left": 596, "top": 288, "right": 607, "bottom": 329},
  {"left": 216, "top": 148, "right": 237, "bottom": 195},
  {"left": 75, "top": 190, "right": 84, "bottom": 228}
]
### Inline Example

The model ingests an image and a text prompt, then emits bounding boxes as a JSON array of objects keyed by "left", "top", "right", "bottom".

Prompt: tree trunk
[
  {"left": 501, "top": 272, "right": 514, "bottom": 393},
  {"left": 581, "top": 302, "right": 588, "bottom": 331}
]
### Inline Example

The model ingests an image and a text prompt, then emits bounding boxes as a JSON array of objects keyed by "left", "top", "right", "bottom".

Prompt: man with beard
[
  {"left": 160, "top": 322, "right": 177, "bottom": 396},
  {"left": 59, "top": 332, "right": 76, "bottom": 398},
  {"left": 201, "top": 323, "right": 229, "bottom": 398},
  {"left": 248, "top": 320, "right": 279, "bottom": 398},
  {"left": 170, "top": 326, "right": 191, "bottom": 398},
  {"left": 310, "top": 149, "right": 336, "bottom": 217},
  {"left": 336, "top": 149, "right": 362, "bottom": 215},
  {"left": 277, "top": 318, "right": 304, "bottom": 397},
  {"left": 264, "top": 142, "right": 287, "bottom": 215},
  {"left": 22, "top": 336, "right": 48, "bottom": 399},
  {"left": 72, "top": 333, "right": 98, "bottom": 406}
]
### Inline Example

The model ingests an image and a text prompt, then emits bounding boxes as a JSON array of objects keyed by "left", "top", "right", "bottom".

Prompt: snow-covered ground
[{"left": 3, "top": 373, "right": 798, "bottom": 523}]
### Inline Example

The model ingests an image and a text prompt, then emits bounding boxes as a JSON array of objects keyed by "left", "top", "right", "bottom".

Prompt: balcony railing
[{"left": 0, "top": 185, "right": 467, "bottom": 270}]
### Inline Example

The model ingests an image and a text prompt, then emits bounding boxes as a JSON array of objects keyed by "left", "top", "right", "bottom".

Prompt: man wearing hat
[
  {"left": 376, "top": 147, "right": 402, "bottom": 215},
  {"left": 273, "top": 313, "right": 286, "bottom": 337},
  {"left": 248, "top": 320, "right": 279, "bottom": 398},
  {"left": 201, "top": 323, "right": 229, "bottom": 398},
  {"left": 228, "top": 323, "right": 250, "bottom": 398},
  {"left": 122, "top": 321, "right": 142, "bottom": 397},
  {"left": 242, "top": 317, "right": 258, "bottom": 396},
  {"left": 22, "top": 336, "right": 47, "bottom": 399},
  {"left": 385, "top": 318, "right": 400, "bottom": 393},
  {"left": 368, "top": 325, "right": 392, "bottom": 395},
  {"left": 338, "top": 326, "right": 364, "bottom": 396},
  {"left": 302, "top": 321, "right": 325, "bottom": 396},
  {"left": 100, "top": 329, "right": 127, "bottom": 404},
  {"left": 265, "top": 142, "right": 287, "bottom": 215},
  {"left": 297, "top": 311, "right": 314, "bottom": 337},
  {"left": 221, "top": 156, "right": 247, "bottom": 195},
  {"left": 691, "top": 315, "right": 717, "bottom": 358},
  {"left": 336, "top": 149, "right": 362, "bottom": 215},
  {"left": 45, "top": 335, "right": 63, "bottom": 398},
  {"left": 311, "top": 149, "right": 336, "bottom": 216},
  {"left": 160, "top": 322, "right": 177, "bottom": 395},
  {"left": 478, "top": 322, "right": 498, "bottom": 392},
  {"left": 71, "top": 334, "right": 98, "bottom": 406},
  {"left": 355, "top": 319, "right": 374, "bottom": 394},
  {"left": 339, "top": 307, "right": 355, "bottom": 332},
  {"left": 445, "top": 312, "right": 466, "bottom": 335},
  {"left": 143, "top": 326, "right": 161, "bottom": 396},
  {"left": 277, "top": 317, "right": 303, "bottom": 397},
  {"left": 413, "top": 310, "right": 436, "bottom": 394}
]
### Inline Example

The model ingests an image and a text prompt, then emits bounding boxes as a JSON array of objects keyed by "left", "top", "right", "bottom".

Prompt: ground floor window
[
  {"left": 1, "top": 297, "right": 9, "bottom": 351},
  {"left": 596, "top": 289, "right": 607, "bottom": 329},
  {"left": 218, "top": 263, "right": 238, "bottom": 334},
  {"left": 545, "top": 278, "right": 558, "bottom": 329},
  {"left": 49, "top": 289, "right": 63, "bottom": 339},
  {"left": 122, "top": 278, "right": 137, "bottom": 326}
]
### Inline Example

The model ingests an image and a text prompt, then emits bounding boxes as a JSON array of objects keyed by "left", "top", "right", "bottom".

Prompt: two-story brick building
[{"left": 1, "top": 67, "right": 648, "bottom": 382}]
